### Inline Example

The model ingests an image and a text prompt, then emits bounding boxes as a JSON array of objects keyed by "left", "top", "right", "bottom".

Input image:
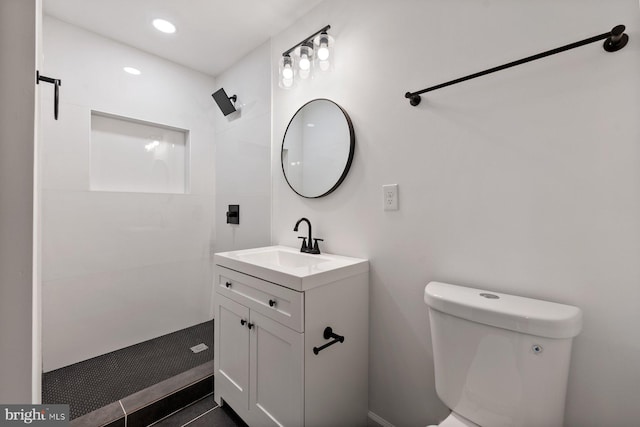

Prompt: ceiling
[{"left": 43, "top": 0, "right": 324, "bottom": 76}]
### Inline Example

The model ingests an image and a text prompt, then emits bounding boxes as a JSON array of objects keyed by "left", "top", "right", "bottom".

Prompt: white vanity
[{"left": 213, "top": 245, "right": 369, "bottom": 426}]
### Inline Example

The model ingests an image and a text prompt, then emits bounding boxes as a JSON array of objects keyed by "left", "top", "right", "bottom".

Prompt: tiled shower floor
[{"left": 42, "top": 320, "right": 214, "bottom": 420}]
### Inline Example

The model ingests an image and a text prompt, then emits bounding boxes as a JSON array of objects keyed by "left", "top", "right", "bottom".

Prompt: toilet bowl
[
  {"left": 424, "top": 281, "right": 582, "bottom": 427},
  {"left": 427, "top": 411, "right": 479, "bottom": 427}
]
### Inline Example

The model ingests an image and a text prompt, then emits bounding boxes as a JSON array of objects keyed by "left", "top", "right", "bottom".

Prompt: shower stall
[{"left": 39, "top": 15, "right": 217, "bottom": 419}]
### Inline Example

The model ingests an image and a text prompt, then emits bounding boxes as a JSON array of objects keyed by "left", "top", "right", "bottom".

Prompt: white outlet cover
[{"left": 383, "top": 184, "right": 399, "bottom": 211}]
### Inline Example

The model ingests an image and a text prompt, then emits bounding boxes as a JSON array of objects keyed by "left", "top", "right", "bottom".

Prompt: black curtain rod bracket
[
  {"left": 36, "top": 70, "right": 62, "bottom": 120},
  {"left": 405, "top": 25, "right": 628, "bottom": 106}
]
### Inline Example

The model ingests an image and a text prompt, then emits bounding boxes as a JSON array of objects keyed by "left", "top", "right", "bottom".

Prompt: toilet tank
[{"left": 424, "top": 282, "right": 582, "bottom": 427}]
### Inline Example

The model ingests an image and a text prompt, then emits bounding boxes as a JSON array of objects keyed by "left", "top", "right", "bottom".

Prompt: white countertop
[{"left": 214, "top": 245, "right": 369, "bottom": 291}]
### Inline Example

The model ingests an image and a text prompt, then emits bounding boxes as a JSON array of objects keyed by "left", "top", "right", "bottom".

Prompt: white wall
[
  {"left": 213, "top": 41, "right": 272, "bottom": 253},
  {"left": 0, "top": 0, "right": 38, "bottom": 404},
  {"left": 40, "top": 17, "right": 217, "bottom": 371},
  {"left": 271, "top": 1, "right": 640, "bottom": 426}
]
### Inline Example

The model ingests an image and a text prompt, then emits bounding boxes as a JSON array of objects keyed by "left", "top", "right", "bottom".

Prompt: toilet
[{"left": 424, "top": 281, "right": 582, "bottom": 427}]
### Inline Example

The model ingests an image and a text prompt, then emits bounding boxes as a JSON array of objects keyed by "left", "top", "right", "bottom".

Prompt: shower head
[{"left": 212, "top": 88, "right": 237, "bottom": 116}]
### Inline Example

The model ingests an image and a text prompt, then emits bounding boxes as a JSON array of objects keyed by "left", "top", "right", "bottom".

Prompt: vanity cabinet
[
  {"left": 213, "top": 247, "right": 369, "bottom": 427},
  {"left": 215, "top": 267, "right": 304, "bottom": 426}
]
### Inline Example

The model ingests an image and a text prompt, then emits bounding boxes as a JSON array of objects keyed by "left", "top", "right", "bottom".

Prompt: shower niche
[{"left": 90, "top": 111, "right": 189, "bottom": 194}]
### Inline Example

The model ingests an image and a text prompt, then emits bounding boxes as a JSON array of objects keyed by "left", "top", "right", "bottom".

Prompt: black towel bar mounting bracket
[
  {"left": 313, "top": 327, "right": 345, "bottom": 355},
  {"left": 405, "top": 24, "right": 628, "bottom": 106},
  {"left": 36, "top": 70, "right": 62, "bottom": 120}
]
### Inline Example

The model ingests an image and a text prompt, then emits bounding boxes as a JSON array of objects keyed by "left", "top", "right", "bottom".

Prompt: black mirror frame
[{"left": 281, "top": 98, "right": 355, "bottom": 199}]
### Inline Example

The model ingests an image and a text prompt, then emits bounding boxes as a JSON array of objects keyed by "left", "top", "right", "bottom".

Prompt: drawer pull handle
[
  {"left": 268, "top": 299, "right": 277, "bottom": 307},
  {"left": 240, "top": 319, "right": 247, "bottom": 326},
  {"left": 247, "top": 322, "right": 254, "bottom": 330},
  {"left": 225, "top": 281, "right": 232, "bottom": 288},
  {"left": 313, "top": 327, "right": 345, "bottom": 355}
]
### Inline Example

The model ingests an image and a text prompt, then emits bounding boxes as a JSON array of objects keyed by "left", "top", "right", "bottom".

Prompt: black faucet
[{"left": 293, "top": 217, "right": 323, "bottom": 254}]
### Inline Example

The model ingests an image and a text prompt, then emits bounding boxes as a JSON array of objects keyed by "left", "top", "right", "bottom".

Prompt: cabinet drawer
[{"left": 216, "top": 266, "right": 304, "bottom": 332}]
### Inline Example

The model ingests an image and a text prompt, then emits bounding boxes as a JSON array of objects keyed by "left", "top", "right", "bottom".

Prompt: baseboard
[{"left": 368, "top": 411, "right": 396, "bottom": 427}]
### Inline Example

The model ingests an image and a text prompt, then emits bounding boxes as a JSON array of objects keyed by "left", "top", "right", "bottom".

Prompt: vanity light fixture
[
  {"left": 152, "top": 18, "right": 176, "bottom": 34},
  {"left": 279, "top": 25, "right": 333, "bottom": 89}
]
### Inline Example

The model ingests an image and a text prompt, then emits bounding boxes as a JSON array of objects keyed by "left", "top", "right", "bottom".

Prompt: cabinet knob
[
  {"left": 247, "top": 322, "right": 254, "bottom": 329},
  {"left": 240, "top": 319, "right": 247, "bottom": 326},
  {"left": 225, "top": 281, "right": 232, "bottom": 288},
  {"left": 268, "top": 299, "right": 277, "bottom": 307}
]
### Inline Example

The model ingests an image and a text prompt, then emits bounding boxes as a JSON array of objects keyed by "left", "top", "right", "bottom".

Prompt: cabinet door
[
  {"left": 216, "top": 294, "right": 250, "bottom": 410},
  {"left": 249, "top": 311, "right": 304, "bottom": 427}
]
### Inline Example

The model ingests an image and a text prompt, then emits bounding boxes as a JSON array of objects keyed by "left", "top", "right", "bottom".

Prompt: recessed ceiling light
[
  {"left": 123, "top": 67, "right": 141, "bottom": 75},
  {"left": 152, "top": 18, "right": 176, "bottom": 34}
]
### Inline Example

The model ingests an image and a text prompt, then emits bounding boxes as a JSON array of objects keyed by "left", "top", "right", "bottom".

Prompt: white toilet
[{"left": 424, "top": 281, "right": 582, "bottom": 427}]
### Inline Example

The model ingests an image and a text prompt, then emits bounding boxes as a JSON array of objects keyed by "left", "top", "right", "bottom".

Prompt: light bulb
[
  {"left": 279, "top": 55, "right": 295, "bottom": 88},
  {"left": 282, "top": 65, "right": 293, "bottom": 79},
  {"left": 299, "top": 55, "right": 311, "bottom": 71},
  {"left": 317, "top": 34, "right": 330, "bottom": 61},
  {"left": 298, "top": 42, "right": 313, "bottom": 71},
  {"left": 317, "top": 45, "right": 330, "bottom": 61}
]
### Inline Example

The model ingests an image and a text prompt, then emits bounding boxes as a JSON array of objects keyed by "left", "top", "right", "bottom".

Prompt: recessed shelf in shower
[{"left": 90, "top": 111, "right": 189, "bottom": 194}]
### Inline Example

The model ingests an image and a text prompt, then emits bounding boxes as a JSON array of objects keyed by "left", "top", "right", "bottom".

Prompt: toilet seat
[{"left": 427, "top": 411, "right": 479, "bottom": 427}]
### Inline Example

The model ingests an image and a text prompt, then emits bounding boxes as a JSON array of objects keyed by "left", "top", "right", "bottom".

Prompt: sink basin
[
  {"left": 214, "top": 245, "right": 368, "bottom": 291},
  {"left": 237, "top": 249, "right": 332, "bottom": 269}
]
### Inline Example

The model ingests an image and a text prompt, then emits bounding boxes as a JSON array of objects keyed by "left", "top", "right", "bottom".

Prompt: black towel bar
[{"left": 405, "top": 25, "right": 628, "bottom": 106}]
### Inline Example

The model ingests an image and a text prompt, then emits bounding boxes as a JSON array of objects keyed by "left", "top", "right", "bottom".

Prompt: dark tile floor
[
  {"left": 153, "top": 395, "right": 248, "bottom": 427},
  {"left": 43, "top": 320, "right": 214, "bottom": 419}
]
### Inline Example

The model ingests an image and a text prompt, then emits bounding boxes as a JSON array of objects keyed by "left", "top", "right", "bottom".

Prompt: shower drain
[{"left": 190, "top": 343, "right": 209, "bottom": 353}]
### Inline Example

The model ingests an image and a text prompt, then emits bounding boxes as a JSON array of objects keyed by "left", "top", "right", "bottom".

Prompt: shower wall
[{"left": 41, "top": 16, "right": 217, "bottom": 372}]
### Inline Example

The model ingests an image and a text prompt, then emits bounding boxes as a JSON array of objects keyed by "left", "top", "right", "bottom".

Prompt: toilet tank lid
[{"left": 424, "top": 282, "right": 582, "bottom": 339}]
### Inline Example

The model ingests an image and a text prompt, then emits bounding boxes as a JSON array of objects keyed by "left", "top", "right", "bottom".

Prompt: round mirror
[{"left": 281, "top": 99, "right": 355, "bottom": 198}]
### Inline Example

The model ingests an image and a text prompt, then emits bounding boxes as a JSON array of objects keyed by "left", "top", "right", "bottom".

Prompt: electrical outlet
[{"left": 383, "top": 184, "right": 398, "bottom": 211}]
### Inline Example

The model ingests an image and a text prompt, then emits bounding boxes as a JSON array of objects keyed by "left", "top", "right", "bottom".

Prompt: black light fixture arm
[
  {"left": 36, "top": 70, "right": 62, "bottom": 120},
  {"left": 282, "top": 25, "right": 331, "bottom": 56},
  {"left": 405, "top": 25, "right": 628, "bottom": 106}
]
